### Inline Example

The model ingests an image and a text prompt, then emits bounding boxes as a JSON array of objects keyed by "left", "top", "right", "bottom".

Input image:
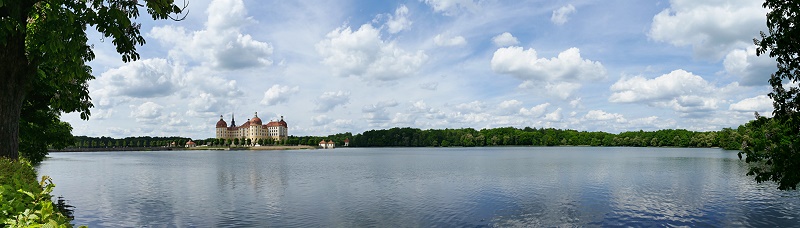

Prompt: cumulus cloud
[
  {"left": 315, "top": 91, "right": 351, "bottom": 112},
  {"left": 434, "top": 34, "right": 467, "bottom": 47},
  {"left": 492, "top": 47, "right": 606, "bottom": 99},
  {"left": 92, "top": 108, "right": 115, "bottom": 120},
  {"left": 94, "top": 58, "right": 181, "bottom": 100},
  {"left": 385, "top": 5, "right": 412, "bottom": 33},
  {"left": 454, "top": 101, "right": 485, "bottom": 113},
  {"left": 149, "top": 0, "right": 273, "bottom": 69},
  {"left": 519, "top": 103, "right": 550, "bottom": 117},
  {"left": 551, "top": 4, "right": 576, "bottom": 25},
  {"left": 183, "top": 69, "right": 244, "bottom": 116},
  {"left": 422, "top": 0, "right": 478, "bottom": 15},
  {"left": 544, "top": 108, "right": 563, "bottom": 121},
  {"left": 584, "top": 110, "right": 625, "bottom": 122},
  {"left": 492, "top": 47, "right": 606, "bottom": 82},
  {"left": 609, "top": 69, "right": 731, "bottom": 116},
  {"left": 730, "top": 95, "right": 773, "bottom": 113},
  {"left": 723, "top": 47, "right": 777, "bottom": 86},
  {"left": 649, "top": 0, "right": 768, "bottom": 60},
  {"left": 411, "top": 100, "right": 446, "bottom": 119},
  {"left": 311, "top": 115, "right": 331, "bottom": 126},
  {"left": 362, "top": 100, "right": 400, "bottom": 125},
  {"left": 261, "top": 85, "right": 300, "bottom": 105},
  {"left": 130, "top": 102, "right": 163, "bottom": 122},
  {"left": 492, "top": 32, "right": 519, "bottom": 47},
  {"left": 497, "top": 99, "right": 523, "bottom": 115},
  {"left": 316, "top": 24, "right": 428, "bottom": 81}
]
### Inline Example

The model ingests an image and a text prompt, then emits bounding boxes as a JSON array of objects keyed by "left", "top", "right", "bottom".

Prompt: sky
[{"left": 62, "top": 0, "right": 778, "bottom": 139}]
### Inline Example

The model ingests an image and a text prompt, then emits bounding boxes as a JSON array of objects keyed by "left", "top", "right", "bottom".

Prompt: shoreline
[{"left": 50, "top": 145, "right": 317, "bottom": 152}]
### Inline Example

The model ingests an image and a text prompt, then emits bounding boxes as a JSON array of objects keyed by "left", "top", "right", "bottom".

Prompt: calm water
[{"left": 37, "top": 147, "right": 800, "bottom": 227}]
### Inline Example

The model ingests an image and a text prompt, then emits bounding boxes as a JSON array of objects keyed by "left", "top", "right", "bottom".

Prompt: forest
[
  {"left": 67, "top": 116, "right": 763, "bottom": 151},
  {"left": 291, "top": 126, "right": 744, "bottom": 150}
]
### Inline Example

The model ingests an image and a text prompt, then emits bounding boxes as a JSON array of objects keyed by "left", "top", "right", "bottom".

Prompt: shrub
[{"left": 0, "top": 158, "right": 77, "bottom": 227}]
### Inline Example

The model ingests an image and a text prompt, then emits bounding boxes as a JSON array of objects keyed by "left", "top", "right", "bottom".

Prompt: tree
[
  {"left": 0, "top": 1, "right": 185, "bottom": 160},
  {"left": 740, "top": 1, "right": 800, "bottom": 190}
]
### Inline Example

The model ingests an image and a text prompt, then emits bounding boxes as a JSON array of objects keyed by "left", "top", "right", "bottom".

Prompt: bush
[{"left": 0, "top": 158, "right": 77, "bottom": 227}]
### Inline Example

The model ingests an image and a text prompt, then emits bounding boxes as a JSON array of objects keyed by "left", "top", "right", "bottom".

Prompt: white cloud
[
  {"left": 492, "top": 32, "right": 519, "bottom": 47},
  {"left": 385, "top": 5, "right": 412, "bottom": 33},
  {"left": 411, "top": 100, "right": 447, "bottom": 120},
  {"left": 543, "top": 82, "right": 581, "bottom": 100},
  {"left": 391, "top": 113, "right": 415, "bottom": 125},
  {"left": 551, "top": 4, "right": 576, "bottom": 25},
  {"left": 92, "top": 108, "right": 115, "bottom": 120},
  {"left": 497, "top": 99, "right": 523, "bottom": 115},
  {"left": 610, "top": 69, "right": 713, "bottom": 103},
  {"left": 584, "top": 110, "right": 625, "bottom": 122},
  {"left": 730, "top": 95, "right": 773, "bottom": 113},
  {"left": 492, "top": 47, "right": 606, "bottom": 82},
  {"left": 94, "top": 58, "right": 181, "bottom": 100},
  {"left": 569, "top": 97, "right": 582, "bottom": 108},
  {"left": 609, "top": 69, "right": 732, "bottom": 116},
  {"left": 311, "top": 115, "right": 331, "bottom": 126},
  {"left": 723, "top": 47, "right": 777, "bottom": 86},
  {"left": 519, "top": 103, "right": 550, "bottom": 117},
  {"left": 454, "top": 101, "right": 485, "bottom": 113},
  {"left": 316, "top": 24, "right": 428, "bottom": 81},
  {"left": 182, "top": 70, "right": 245, "bottom": 116},
  {"left": 422, "top": 0, "right": 478, "bottom": 15},
  {"left": 544, "top": 108, "right": 563, "bottom": 121},
  {"left": 149, "top": 0, "right": 273, "bottom": 69},
  {"left": 434, "top": 34, "right": 467, "bottom": 47},
  {"left": 315, "top": 91, "right": 351, "bottom": 112},
  {"left": 130, "top": 102, "right": 163, "bottom": 122},
  {"left": 649, "top": 0, "right": 768, "bottom": 60},
  {"left": 261, "top": 85, "right": 300, "bottom": 105},
  {"left": 492, "top": 47, "right": 606, "bottom": 99},
  {"left": 362, "top": 100, "right": 400, "bottom": 125}
]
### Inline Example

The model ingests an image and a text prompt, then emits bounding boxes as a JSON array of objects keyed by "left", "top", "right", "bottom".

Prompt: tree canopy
[
  {"left": 0, "top": 0, "right": 185, "bottom": 162},
  {"left": 739, "top": 0, "right": 800, "bottom": 190}
]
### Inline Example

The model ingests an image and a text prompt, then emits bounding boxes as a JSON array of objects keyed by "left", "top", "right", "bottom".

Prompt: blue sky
[{"left": 63, "top": 0, "right": 777, "bottom": 139}]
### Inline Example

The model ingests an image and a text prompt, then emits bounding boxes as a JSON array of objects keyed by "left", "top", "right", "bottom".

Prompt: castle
[{"left": 216, "top": 112, "right": 288, "bottom": 143}]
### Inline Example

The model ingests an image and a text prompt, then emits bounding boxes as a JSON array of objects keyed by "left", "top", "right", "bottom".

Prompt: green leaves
[
  {"left": 1, "top": 159, "right": 74, "bottom": 227},
  {"left": 742, "top": 0, "right": 800, "bottom": 190}
]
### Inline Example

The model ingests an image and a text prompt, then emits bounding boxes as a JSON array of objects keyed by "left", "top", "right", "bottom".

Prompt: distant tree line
[
  {"left": 309, "top": 125, "right": 750, "bottom": 150},
  {"left": 68, "top": 136, "right": 291, "bottom": 148},
  {"left": 69, "top": 118, "right": 763, "bottom": 151},
  {"left": 70, "top": 136, "right": 194, "bottom": 148}
]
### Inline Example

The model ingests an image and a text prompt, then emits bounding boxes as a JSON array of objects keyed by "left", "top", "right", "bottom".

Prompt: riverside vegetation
[
  {"left": 66, "top": 113, "right": 766, "bottom": 151},
  {"left": 0, "top": 158, "right": 80, "bottom": 227}
]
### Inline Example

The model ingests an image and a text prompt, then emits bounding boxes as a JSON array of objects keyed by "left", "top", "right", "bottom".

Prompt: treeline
[
  {"left": 286, "top": 132, "right": 354, "bottom": 147},
  {"left": 68, "top": 124, "right": 749, "bottom": 150},
  {"left": 329, "top": 126, "right": 745, "bottom": 150},
  {"left": 71, "top": 136, "right": 195, "bottom": 148}
]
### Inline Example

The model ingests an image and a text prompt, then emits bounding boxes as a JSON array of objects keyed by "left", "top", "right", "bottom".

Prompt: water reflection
[{"left": 37, "top": 147, "right": 800, "bottom": 227}]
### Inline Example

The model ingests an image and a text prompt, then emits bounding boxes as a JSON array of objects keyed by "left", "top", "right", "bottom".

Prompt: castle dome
[
  {"left": 251, "top": 112, "right": 262, "bottom": 125},
  {"left": 216, "top": 115, "right": 227, "bottom": 128},
  {"left": 278, "top": 115, "right": 287, "bottom": 127}
]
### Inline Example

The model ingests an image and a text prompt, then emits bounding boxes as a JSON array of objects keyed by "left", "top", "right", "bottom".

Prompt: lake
[{"left": 37, "top": 147, "right": 800, "bottom": 227}]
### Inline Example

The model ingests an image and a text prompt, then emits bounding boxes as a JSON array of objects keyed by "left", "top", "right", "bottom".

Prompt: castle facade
[{"left": 216, "top": 112, "right": 288, "bottom": 143}]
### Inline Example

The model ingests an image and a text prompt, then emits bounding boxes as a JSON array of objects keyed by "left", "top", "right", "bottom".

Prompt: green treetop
[{"left": 0, "top": 0, "right": 185, "bottom": 161}]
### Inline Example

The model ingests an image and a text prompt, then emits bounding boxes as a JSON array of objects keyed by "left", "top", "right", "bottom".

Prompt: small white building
[{"left": 319, "top": 140, "right": 335, "bottom": 149}]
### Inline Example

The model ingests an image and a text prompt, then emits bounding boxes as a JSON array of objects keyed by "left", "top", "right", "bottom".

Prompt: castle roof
[
  {"left": 216, "top": 115, "right": 227, "bottom": 128},
  {"left": 251, "top": 112, "right": 262, "bottom": 125}
]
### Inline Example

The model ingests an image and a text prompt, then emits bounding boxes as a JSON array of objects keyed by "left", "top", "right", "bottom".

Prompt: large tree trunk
[{"left": 0, "top": 33, "right": 33, "bottom": 160}]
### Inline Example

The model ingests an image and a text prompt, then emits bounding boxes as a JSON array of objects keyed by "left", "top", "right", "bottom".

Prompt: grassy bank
[{"left": 0, "top": 158, "right": 78, "bottom": 227}]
